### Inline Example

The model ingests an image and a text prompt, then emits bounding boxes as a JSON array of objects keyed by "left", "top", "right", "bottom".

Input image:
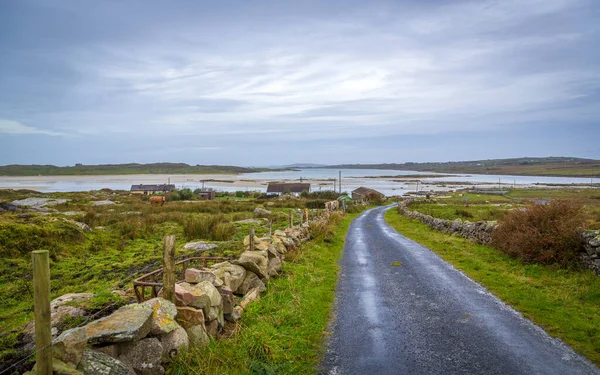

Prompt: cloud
[
  {"left": 0, "top": 119, "right": 66, "bottom": 136},
  {"left": 0, "top": 0, "right": 598, "bottom": 164}
]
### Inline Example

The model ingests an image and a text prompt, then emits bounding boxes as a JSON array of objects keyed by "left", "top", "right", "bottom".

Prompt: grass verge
[
  {"left": 167, "top": 214, "right": 356, "bottom": 375},
  {"left": 385, "top": 209, "right": 600, "bottom": 366}
]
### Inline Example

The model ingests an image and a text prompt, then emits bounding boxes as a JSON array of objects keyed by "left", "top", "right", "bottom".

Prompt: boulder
[
  {"left": 268, "top": 257, "right": 282, "bottom": 277},
  {"left": 185, "top": 324, "right": 210, "bottom": 347},
  {"left": 236, "top": 271, "right": 266, "bottom": 295},
  {"left": 23, "top": 305, "right": 87, "bottom": 344},
  {"left": 140, "top": 297, "right": 179, "bottom": 335},
  {"left": 182, "top": 242, "right": 218, "bottom": 251},
  {"left": 92, "top": 201, "right": 116, "bottom": 206},
  {"left": 84, "top": 305, "right": 152, "bottom": 345},
  {"left": 77, "top": 349, "right": 133, "bottom": 375},
  {"left": 205, "top": 319, "right": 219, "bottom": 338},
  {"left": 175, "top": 306, "right": 205, "bottom": 330},
  {"left": 118, "top": 338, "right": 164, "bottom": 375},
  {"left": 53, "top": 326, "right": 88, "bottom": 366},
  {"left": 65, "top": 219, "right": 93, "bottom": 232},
  {"left": 239, "top": 288, "right": 261, "bottom": 310},
  {"left": 159, "top": 326, "right": 188, "bottom": 361},
  {"left": 172, "top": 282, "right": 221, "bottom": 320},
  {"left": 253, "top": 207, "right": 272, "bottom": 217},
  {"left": 216, "top": 286, "right": 234, "bottom": 315},
  {"left": 225, "top": 306, "right": 242, "bottom": 322},
  {"left": 210, "top": 262, "right": 246, "bottom": 292},
  {"left": 233, "top": 251, "right": 269, "bottom": 280},
  {"left": 31, "top": 358, "right": 84, "bottom": 375},
  {"left": 184, "top": 268, "right": 216, "bottom": 284},
  {"left": 273, "top": 229, "right": 287, "bottom": 237}
]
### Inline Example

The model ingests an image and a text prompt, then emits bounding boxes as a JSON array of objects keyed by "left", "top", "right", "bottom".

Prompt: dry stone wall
[
  {"left": 23, "top": 211, "right": 335, "bottom": 375},
  {"left": 398, "top": 199, "right": 600, "bottom": 276},
  {"left": 397, "top": 199, "right": 496, "bottom": 245}
]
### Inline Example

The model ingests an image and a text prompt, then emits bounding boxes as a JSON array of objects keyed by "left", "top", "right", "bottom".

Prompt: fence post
[
  {"left": 249, "top": 228, "right": 255, "bottom": 251},
  {"left": 162, "top": 235, "right": 176, "bottom": 303},
  {"left": 289, "top": 209, "right": 293, "bottom": 229},
  {"left": 32, "top": 250, "right": 52, "bottom": 375},
  {"left": 305, "top": 208, "right": 309, "bottom": 222}
]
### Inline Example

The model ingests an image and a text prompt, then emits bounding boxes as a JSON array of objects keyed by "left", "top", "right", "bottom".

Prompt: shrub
[
  {"left": 491, "top": 200, "right": 587, "bottom": 266},
  {"left": 179, "top": 188, "right": 193, "bottom": 200},
  {"left": 183, "top": 214, "right": 236, "bottom": 241}
]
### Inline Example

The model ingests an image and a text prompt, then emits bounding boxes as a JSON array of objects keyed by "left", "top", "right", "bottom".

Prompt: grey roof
[
  {"left": 266, "top": 182, "right": 310, "bottom": 193},
  {"left": 130, "top": 184, "right": 176, "bottom": 192},
  {"left": 352, "top": 186, "right": 384, "bottom": 196}
]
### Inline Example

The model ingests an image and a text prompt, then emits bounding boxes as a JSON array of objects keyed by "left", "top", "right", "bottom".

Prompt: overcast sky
[{"left": 1, "top": 0, "right": 599, "bottom": 166}]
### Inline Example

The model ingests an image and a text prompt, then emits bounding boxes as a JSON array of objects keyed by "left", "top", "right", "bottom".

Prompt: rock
[
  {"left": 225, "top": 306, "right": 243, "bottom": 322},
  {"left": 165, "top": 283, "right": 209, "bottom": 312},
  {"left": 205, "top": 319, "right": 219, "bottom": 338},
  {"left": 140, "top": 297, "right": 179, "bottom": 335},
  {"left": 0, "top": 202, "right": 18, "bottom": 211},
  {"left": 182, "top": 241, "right": 219, "bottom": 251},
  {"left": 94, "top": 343, "right": 120, "bottom": 359},
  {"left": 11, "top": 197, "right": 69, "bottom": 209},
  {"left": 53, "top": 327, "right": 88, "bottom": 366},
  {"left": 175, "top": 306, "right": 205, "bottom": 330},
  {"left": 210, "top": 262, "right": 246, "bottom": 292},
  {"left": 176, "top": 282, "right": 222, "bottom": 315},
  {"left": 92, "top": 200, "right": 116, "bottom": 206},
  {"left": 273, "top": 229, "right": 287, "bottom": 237},
  {"left": 236, "top": 271, "right": 266, "bottom": 295},
  {"left": 217, "top": 286, "right": 234, "bottom": 315},
  {"left": 233, "top": 251, "right": 269, "bottom": 280},
  {"left": 184, "top": 268, "right": 216, "bottom": 284},
  {"left": 268, "top": 257, "right": 282, "bottom": 277},
  {"left": 84, "top": 305, "right": 152, "bottom": 344},
  {"left": 23, "top": 302, "right": 88, "bottom": 344},
  {"left": 77, "top": 349, "right": 133, "bottom": 375},
  {"left": 159, "top": 326, "right": 188, "bottom": 361},
  {"left": 233, "top": 219, "right": 263, "bottom": 224},
  {"left": 239, "top": 288, "right": 261, "bottom": 310},
  {"left": 51, "top": 293, "right": 95, "bottom": 310},
  {"left": 266, "top": 245, "right": 281, "bottom": 260},
  {"left": 185, "top": 324, "right": 210, "bottom": 347},
  {"left": 65, "top": 219, "right": 93, "bottom": 232},
  {"left": 253, "top": 207, "right": 272, "bottom": 217},
  {"left": 118, "top": 338, "right": 164, "bottom": 375},
  {"left": 32, "top": 357, "right": 84, "bottom": 375}
]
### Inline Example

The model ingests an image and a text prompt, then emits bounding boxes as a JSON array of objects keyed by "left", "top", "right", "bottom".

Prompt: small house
[
  {"left": 266, "top": 182, "right": 310, "bottom": 196},
  {"left": 197, "top": 189, "right": 216, "bottom": 200},
  {"left": 130, "top": 184, "right": 176, "bottom": 195},
  {"left": 351, "top": 187, "right": 385, "bottom": 201}
]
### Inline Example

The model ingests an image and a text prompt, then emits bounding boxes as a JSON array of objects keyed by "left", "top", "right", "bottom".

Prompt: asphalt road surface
[{"left": 321, "top": 205, "right": 599, "bottom": 375}]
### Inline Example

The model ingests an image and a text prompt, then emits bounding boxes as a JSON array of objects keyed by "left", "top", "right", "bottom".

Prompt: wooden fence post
[
  {"left": 305, "top": 208, "right": 309, "bottom": 222},
  {"left": 249, "top": 228, "right": 255, "bottom": 251},
  {"left": 162, "top": 236, "right": 176, "bottom": 303},
  {"left": 268, "top": 220, "right": 272, "bottom": 236},
  {"left": 32, "top": 250, "right": 52, "bottom": 375},
  {"left": 289, "top": 209, "right": 293, "bottom": 228}
]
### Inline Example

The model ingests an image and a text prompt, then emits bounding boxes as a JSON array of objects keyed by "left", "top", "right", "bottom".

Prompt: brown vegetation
[{"left": 492, "top": 200, "right": 587, "bottom": 266}]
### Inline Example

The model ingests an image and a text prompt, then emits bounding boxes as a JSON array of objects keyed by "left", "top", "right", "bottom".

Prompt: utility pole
[{"left": 339, "top": 171, "right": 342, "bottom": 194}]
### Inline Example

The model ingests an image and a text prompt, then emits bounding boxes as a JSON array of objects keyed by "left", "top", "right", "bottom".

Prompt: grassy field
[
  {"left": 0, "top": 189, "right": 336, "bottom": 368},
  {"left": 385, "top": 209, "right": 600, "bottom": 366},
  {"left": 407, "top": 189, "right": 600, "bottom": 229},
  {"left": 167, "top": 212, "right": 355, "bottom": 375}
]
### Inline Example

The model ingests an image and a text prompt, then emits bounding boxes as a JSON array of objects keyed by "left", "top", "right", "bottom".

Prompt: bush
[
  {"left": 179, "top": 188, "right": 193, "bottom": 200},
  {"left": 491, "top": 200, "right": 587, "bottom": 266}
]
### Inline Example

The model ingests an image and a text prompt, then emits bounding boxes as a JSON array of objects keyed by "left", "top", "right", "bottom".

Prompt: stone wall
[
  {"left": 397, "top": 199, "right": 496, "bottom": 245},
  {"left": 581, "top": 230, "right": 600, "bottom": 276},
  {"left": 398, "top": 199, "right": 600, "bottom": 276},
  {"left": 23, "top": 211, "right": 338, "bottom": 375}
]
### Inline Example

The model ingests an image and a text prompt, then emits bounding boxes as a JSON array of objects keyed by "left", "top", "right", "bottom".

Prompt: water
[{"left": 0, "top": 168, "right": 595, "bottom": 195}]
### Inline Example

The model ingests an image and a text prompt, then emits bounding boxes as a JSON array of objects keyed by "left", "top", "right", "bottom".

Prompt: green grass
[
  {"left": 385, "top": 209, "right": 600, "bottom": 366},
  {"left": 167, "top": 213, "right": 356, "bottom": 375},
  {"left": 409, "top": 202, "right": 508, "bottom": 221}
]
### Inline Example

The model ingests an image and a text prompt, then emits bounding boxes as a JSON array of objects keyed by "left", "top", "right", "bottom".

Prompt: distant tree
[{"left": 179, "top": 188, "right": 193, "bottom": 200}]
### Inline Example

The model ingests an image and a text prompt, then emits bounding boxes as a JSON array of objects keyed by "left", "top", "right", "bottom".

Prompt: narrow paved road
[{"left": 321, "top": 205, "right": 599, "bottom": 375}]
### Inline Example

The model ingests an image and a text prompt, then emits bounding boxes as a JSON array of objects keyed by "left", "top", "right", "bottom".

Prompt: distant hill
[
  {"left": 325, "top": 157, "right": 600, "bottom": 178},
  {"left": 0, "top": 163, "right": 284, "bottom": 176}
]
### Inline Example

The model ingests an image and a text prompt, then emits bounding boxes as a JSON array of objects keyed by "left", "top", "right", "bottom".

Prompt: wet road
[{"left": 321, "top": 205, "right": 599, "bottom": 375}]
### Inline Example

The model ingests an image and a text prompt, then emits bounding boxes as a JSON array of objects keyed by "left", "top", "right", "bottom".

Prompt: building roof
[
  {"left": 352, "top": 186, "right": 384, "bottom": 196},
  {"left": 130, "top": 184, "right": 176, "bottom": 192},
  {"left": 266, "top": 182, "right": 310, "bottom": 193}
]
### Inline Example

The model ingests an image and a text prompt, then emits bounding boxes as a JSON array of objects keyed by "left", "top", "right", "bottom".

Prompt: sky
[{"left": 0, "top": 0, "right": 599, "bottom": 167}]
